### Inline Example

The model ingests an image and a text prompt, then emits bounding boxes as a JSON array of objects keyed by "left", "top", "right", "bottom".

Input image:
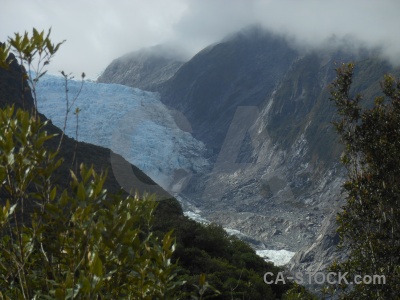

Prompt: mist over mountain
[
  {"left": 98, "top": 26, "right": 400, "bottom": 275},
  {"left": 97, "top": 44, "right": 186, "bottom": 91}
]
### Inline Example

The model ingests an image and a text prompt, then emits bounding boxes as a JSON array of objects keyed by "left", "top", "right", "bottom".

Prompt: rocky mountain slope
[
  {"left": 99, "top": 26, "right": 400, "bottom": 274},
  {"left": 97, "top": 44, "right": 185, "bottom": 91},
  {"left": 1, "top": 54, "right": 296, "bottom": 299}
]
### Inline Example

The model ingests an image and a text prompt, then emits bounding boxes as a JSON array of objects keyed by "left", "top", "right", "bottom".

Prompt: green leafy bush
[
  {"left": 329, "top": 63, "right": 400, "bottom": 299},
  {"left": 0, "top": 106, "right": 181, "bottom": 299}
]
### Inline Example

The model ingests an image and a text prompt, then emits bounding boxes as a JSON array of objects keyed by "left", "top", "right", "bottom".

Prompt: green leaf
[
  {"left": 77, "top": 182, "right": 86, "bottom": 201},
  {"left": 49, "top": 186, "right": 57, "bottom": 201},
  {"left": 90, "top": 252, "right": 103, "bottom": 277},
  {"left": 70, "top": 170, "right": 78, "bottom": 183},
  {"left": 80, "top": 276, "right": 91, "bottom": 293},
  {"left": 54, "top": 288, "right": 64, "bottom": 299},
  {"left": 199, "top": 273, "right": 206, "bottom": 286},
  {"left": 65, "top": 286, "right": 81, "bottom": 299}
]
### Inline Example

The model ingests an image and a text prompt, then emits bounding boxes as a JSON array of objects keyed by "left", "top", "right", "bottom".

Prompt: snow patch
[
  {"left": 183, "top": 211, "right": 210, "bottom": 224},
  {"left": 256, "top": 249, "right": 295, "bottom": 266}
]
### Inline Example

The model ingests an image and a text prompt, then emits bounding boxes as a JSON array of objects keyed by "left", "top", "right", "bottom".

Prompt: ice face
[
  {"left": 36, "top": 75, "right": 209, "bottom": 192},
  {"left": 256, "top": 249, "right": 296, "bottom": 266}
]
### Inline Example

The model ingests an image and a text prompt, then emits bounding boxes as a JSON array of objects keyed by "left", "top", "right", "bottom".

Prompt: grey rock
[{"left": 100, "top": 25, "right": 397, "bottom": 275}]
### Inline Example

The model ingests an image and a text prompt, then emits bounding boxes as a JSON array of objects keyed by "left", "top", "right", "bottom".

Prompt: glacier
[
  {"left": 256, "top": 249, "right": 295, "bottom": 266},
  {"left": 36, "top": 75, "right": 209, "bottom": 192},
  {"left": 36, "top": 74, "right": 294, "bottom": 267}
]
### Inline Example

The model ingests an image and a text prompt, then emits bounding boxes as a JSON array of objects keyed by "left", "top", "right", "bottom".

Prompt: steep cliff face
[
  {"left": 98, "top": 27, "right": 399, "bottom": 272},
  {"left": 159, "top": 32, "right": 400, "bottom": 274},
  {"left": 97, "top": 45, "right": 185, "bottom": 91},
  {"left": 155, "top": 28, "right": 347, "bottom": 253},
  {"left": 184, "top": 51, "right": 346, "bottom": 251},
  {"left": 287, "top": 210, "right": 347, "bottom": 274},
  {"left": 159, "top": 28, "right": 299, "bottom": 152}
]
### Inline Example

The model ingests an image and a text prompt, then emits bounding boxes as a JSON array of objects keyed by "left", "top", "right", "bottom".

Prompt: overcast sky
[{"left": 2, "top": 0, "right": 400, "bottom": 79}]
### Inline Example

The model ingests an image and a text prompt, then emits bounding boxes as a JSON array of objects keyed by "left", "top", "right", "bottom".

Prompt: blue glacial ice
[
  {"left": 36, "top": 75, "right": 209, "bottom": 192},
  {"left": 255, "top": 249, "right": 295, "bottom": 266},
  {"left": 36, "top": 75, "right": 292, "bottom": 265}
]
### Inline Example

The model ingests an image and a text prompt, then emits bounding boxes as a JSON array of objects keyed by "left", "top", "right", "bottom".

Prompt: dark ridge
[{"left": 0, "top": 52, "right": 34, "bottom": 111}]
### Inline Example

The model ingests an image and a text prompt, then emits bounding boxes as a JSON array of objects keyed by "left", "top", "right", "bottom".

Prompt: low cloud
[
  {"left": 172, "top": 0, "right": 400, "bottom": 65},
  {"left": 1, "top": 0, "right": 399, "bottom": 78}
]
